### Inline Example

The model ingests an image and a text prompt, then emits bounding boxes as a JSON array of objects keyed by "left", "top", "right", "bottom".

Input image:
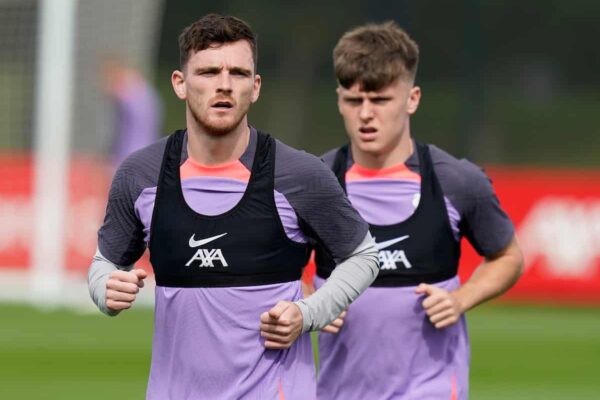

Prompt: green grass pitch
[{"left": 1, "top": 303, "right": 598, "bottom": 399}]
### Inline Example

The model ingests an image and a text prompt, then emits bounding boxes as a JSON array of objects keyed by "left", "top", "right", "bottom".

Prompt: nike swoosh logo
[
  {"left": 375, "top": 235, "right": 410, "bottom": 251},
  {"left": 189, "top": 233, "right": 228, "bottom": 248}
]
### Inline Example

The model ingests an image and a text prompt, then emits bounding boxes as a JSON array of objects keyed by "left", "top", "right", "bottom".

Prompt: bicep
[
  {"left": 460, "top": 194, "right": 515, "bottom": 256},
  {"left": 456, "top": 169, "right": 515, "bottom": 256},
  {"left": 97, "top": 168, "right": 147, "bottom": 266},
  {"left": 483, "top": 235, "right": 523, "bottom": 267}
]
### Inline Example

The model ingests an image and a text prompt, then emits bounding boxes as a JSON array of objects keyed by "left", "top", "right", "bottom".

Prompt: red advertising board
[
  {"left": 465, "top": 168, "right": 600, "bottom": 303},
  {"left": 1, "top": 155, "right": 599, "bottom": 303},
  {"left": 0, "top": 154, "right": 150, "bottom": 273}
]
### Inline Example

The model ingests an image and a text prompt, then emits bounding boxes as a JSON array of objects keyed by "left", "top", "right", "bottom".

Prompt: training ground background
[{"left": 1, "top": 303, "right": 599, "bottom": 399}]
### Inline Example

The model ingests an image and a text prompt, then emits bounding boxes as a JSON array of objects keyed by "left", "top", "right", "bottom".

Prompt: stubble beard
[{"left": 189, "top": 102, "right": 250, "bottom": 137}]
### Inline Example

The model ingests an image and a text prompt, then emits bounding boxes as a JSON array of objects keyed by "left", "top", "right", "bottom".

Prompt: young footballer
[{"left": 313, "top": 21, "right": 523, "bottom": 399}]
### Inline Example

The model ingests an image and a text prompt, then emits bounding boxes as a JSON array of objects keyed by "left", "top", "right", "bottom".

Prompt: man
[
  {"left": 88, "top": 14, "right": 378, "bottom": 400},
  {"left": 101, "top": 59, "right": 162, "bottom": 168},
  {"left": 313, "top": 21, "right": 524, "bottom": 399}
]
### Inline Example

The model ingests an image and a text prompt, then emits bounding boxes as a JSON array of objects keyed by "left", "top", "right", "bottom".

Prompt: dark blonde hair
[
  {"left": 178, "top": 14, "right": 257, "bottom": 70},
  {"left": 334, "top": 21, "right": 419, "bottom": 91}
]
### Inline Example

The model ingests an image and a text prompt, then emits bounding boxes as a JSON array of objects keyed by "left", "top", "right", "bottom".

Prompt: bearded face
[{"left": 172, "top": 40, "right": 261, "bottom": 136}]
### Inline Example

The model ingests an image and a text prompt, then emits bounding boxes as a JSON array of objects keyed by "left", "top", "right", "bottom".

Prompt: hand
[
  {"left": 415, "top": 283, "right": 463, "bottom": 329},
  {"left": 321, "top": 310, "right": 347, "bottom": 334},
  {"left": 260, "top": 301, "right": 303, "bottom": 349},
  {"left": 105, "top": 269, "right": 147, "bottom": 312}
]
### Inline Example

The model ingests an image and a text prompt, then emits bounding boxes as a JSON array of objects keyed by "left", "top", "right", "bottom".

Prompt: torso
[
  {"left": 316, "top": 142, "right": 460, "bottom": 286},
  {"left": 314, "top": 140, "right": 514, "bottom": 400},
  {"left": 98, "top": 127, "right": 369, "bottom": 399}
]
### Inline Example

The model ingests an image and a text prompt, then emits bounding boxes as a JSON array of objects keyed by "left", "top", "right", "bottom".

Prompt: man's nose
[
  {"left": 359, "top": 102, "right": 374, "bottom": 121},
  {"left": 217, "top": 72, "right": 232, "bottom": 92}
]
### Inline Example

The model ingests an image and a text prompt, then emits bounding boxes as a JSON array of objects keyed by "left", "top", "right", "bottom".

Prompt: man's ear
[
  {"left": 336, "top": 86, "right": 344, "bottom": 114},
  {"left": 251, "top": 73, "right": 261, "bottom": 103},
  {"left": 407, "top": 86, "right": 421, "bottom": 115},
  {"left": 171, "top": 70, "right": 186, "bottom": 100}
]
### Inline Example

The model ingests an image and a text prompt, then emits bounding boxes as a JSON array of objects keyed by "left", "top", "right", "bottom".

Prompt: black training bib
[
  {"left": 149, "top": 129, "right": 310, "bottom": 287},
  {"left": 316, "top": 142, "right": 460, "bottom": 287}
]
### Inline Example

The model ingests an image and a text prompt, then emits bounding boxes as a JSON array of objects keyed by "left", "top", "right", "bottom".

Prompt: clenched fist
[
  {"left": 415, "top": 283, "right": 463, "bottom": 329},
  {"left": 260, "top": 301, "right": 303, "bottom": 349},
  {"left": 105, "top": 269, "right": 147, "bottom": 312}
]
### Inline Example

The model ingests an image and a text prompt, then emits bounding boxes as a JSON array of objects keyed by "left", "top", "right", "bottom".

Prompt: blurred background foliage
[
  {"left": 0, "top": 0, "right": 598, "bottom": 165},
  {"left": 154, "top": 0, "right": 600, "bottom": 166}
]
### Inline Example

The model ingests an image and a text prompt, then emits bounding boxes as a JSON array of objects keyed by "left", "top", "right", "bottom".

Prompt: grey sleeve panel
[
  {"left": 88, "top": 248, "right": 133, "bottom": 316},
  {"left": 425, "top": 145, "right": 515, "bottom": 256},
  {"left": 98, "top": 138, "right": 168, "bottom": 266},
  {"left": 295, "top": 231, "right": 379, "bottom": 332},
  {"left": 273, "top": 139, "right": 369, "bottom": 259}
]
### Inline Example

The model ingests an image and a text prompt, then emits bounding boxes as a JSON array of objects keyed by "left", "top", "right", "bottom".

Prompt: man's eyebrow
[
  {"left": 230, "top": 66, "right": 252, "bottom": 75},
  {"left": 342, "top": 94, "right": 364, "bottom": 100},
  {"left": 194, "top": 66, "right": 222, "bottom": 74},
  {"left": 368, "top": 95, "right": 393, "bottom": 100}
]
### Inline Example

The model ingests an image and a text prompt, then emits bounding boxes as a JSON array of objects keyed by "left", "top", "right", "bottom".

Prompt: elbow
[
  {"left": 349, "top": 230, "right": 381, "bottom": 279},
  {"left": 511, "top": 242, "right": 526, "bottom": 281},
  {"left": 364, "top": 241, "right": 381, "bottom": 279},
  {"left": 516, "top": 252, "right": 525, "bottom": 279},
  {"left": 366, "top": 242, "right": 379, "bottom": 263},
  {"left": 505, "top": 235, "right": 525, "bottom": 281}
]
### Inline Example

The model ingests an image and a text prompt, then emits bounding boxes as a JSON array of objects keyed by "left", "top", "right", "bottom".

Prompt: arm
[
  {"left": 295, "top": 231, "right": 378, "bottom": 332},
  {"left": 416, "top": 235, "right": 524, "bottom": 328},
  {"left": 415, "top": 152, "right": 523, "bottom": 328},
  {"left": 88, "top": 248, "right": 147, "bottom": 316},
  {"left": 299, "top": 257, "right": 346, "bottom": 333},
  {"left": 259, "top": 147, "right": 378, "bottom": 348},
  {"left": 88, "top": 147, "right": 161, "bottom": 316},
  {"left": 453, "top": 235, "right": 523, "bottom": 312},
  {"left": 260, "top": 231, "right": 379, "bottom": 348}
]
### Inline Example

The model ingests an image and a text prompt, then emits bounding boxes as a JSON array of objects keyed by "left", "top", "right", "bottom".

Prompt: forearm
[
  {"left": 453, "top": 237, "right": 523, "bottom": 312},
  {"left": 295, "top": 232, "right": 379, "bottom": 332},
  {"left": 88, "top": 248, "right": 133, "bottom": 316}
]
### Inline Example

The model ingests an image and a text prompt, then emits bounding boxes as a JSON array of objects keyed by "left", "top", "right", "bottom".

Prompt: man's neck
[
  {"left": 352, "top": 132, "right": 414, "bottom": 170},
  {"left": 186, "top": 118, "right": 250, "bottom": 166}
]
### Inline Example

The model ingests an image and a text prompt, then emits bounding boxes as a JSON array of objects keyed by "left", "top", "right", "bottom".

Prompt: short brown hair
[
  {"left": 178, "top": 14, "right": 258, "bottom": 70},
  {"left": 333, "top": 21, "right": 419, "bottom": 91}
]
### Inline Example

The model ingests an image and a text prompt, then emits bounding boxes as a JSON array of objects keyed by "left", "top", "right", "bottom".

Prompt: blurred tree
[{"left": 153, "top": 0, "right": 600, "bottom": 166}]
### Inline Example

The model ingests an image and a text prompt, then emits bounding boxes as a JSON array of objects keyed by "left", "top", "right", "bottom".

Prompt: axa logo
[
  {"left": 375, "top": 235, "right": 412, "bottom": 270},
  {"left": 185, "top": 233, "right": 228, "bottom": 268}
]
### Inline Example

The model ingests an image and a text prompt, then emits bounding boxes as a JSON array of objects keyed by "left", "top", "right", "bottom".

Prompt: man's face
[
  {"left": 171, "top": 40, "right": 261, "bottom": 135},
  {"left": 337, "top": 79, "right": 421, "bottom": 156}
]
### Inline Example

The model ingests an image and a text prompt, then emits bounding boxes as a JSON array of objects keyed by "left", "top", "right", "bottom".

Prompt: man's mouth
[
  {"left": 358, "top": 126, "right": 378, "bottom": 141},
  {"left": 359, "top": 127, "right": 377, "bottom": 134},
  {"left": 211, "top": 101, "right": 234, "bottom": 109}
]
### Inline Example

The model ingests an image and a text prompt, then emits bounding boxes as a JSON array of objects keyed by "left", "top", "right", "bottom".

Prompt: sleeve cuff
[{"left": 294, "top": 299, "right": 313, "bottom": 333}]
